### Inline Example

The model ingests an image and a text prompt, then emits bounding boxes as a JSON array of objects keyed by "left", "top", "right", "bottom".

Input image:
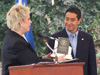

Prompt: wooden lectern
[{"left": 9, "top": 62, "right": 85, "bottom": 75}]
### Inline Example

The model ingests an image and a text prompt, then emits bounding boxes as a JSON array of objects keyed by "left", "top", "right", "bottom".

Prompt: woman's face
[{"left": 21, "top": 14, "right": 32, "bottom": 33}]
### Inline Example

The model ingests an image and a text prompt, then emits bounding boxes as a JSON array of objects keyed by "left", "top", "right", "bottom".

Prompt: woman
[
  {"left": 1, "top": 4, "right": 67, "bottom": 75},
  {"left": 1, "top": 4, "right": 54, "bottom": 75}
]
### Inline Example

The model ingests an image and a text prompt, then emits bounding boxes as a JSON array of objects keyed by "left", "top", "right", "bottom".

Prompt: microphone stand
[{"left": 43, "top": 39, "right": 58, "bottom": 64}]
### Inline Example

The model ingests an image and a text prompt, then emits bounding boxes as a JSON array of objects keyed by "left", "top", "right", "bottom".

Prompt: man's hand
[{"left": 58, "top": 54, "right": 69, "bottom": 62}]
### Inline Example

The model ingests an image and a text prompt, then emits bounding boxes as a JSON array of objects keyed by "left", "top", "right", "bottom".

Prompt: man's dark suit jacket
[
  {"left": 48, "top": 28, "right": 97, "bottom": 75},
  {"left": 1, "top": 29, "right": 52, "bottom": 75}
]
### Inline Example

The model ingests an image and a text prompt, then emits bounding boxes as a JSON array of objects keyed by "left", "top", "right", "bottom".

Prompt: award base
[
  {"left": 64, "top": 46, "right": 73, "bottom": 60},
  {"left": 51, "top": 53, "right": 56, "bottom": 57},
  {"left": 51, "top": 53, "right": 65, "bottom": 57},
  {"left": 64, "top": 54, "right": 73, "bottom": 60}
]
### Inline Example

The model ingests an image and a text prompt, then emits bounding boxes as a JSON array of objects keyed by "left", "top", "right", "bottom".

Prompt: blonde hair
[{"left": 6, "top": 4, "right": 30, "bottom": 30}]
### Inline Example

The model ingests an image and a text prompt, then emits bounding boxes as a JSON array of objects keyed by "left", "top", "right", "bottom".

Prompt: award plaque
[{"left": 57, "top": 37, "right": 70, "bottom": 54}]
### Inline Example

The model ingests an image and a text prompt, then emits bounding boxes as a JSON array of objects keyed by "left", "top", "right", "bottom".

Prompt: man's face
[{"left": 64, "top": 12, "right": 81, "bottom": 33}]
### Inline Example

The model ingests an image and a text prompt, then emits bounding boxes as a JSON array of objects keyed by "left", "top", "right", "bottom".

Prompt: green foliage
[
  {"left": 0, "top": 0, "right": 100, "bottom": 56},
  {"left": 27, "top": 0, "right": 100, "bottom": 56},
  {"left": 97, "top": 66, "right": 100, "bottom": 75},
  {"left": 96, "top": 51, "right": 100, "bottom": 60},
  {"left": 0, "top": 1, "right": 14, "bottom": 60},
  {"left": 96, "top": 50, "right": 100, "bottom": 75}
]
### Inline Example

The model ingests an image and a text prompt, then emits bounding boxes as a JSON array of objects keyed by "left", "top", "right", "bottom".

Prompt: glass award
[{"left": 57, "top": 37, "right": 70, "bottom": 54}]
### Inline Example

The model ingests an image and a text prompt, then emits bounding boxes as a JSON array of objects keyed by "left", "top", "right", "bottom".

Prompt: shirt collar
[{"left": 65, "top": 28, "right": 79, "bottom": 37}]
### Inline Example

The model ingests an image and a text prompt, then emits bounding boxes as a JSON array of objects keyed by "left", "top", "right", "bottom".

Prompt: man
[{"left": 48, "top": 6, "right": 97, "bottom": 75}]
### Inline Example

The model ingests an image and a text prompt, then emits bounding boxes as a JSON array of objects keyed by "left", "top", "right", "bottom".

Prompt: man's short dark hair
[{"left": 65, "top": 6, "right": 81, "bottom": 20}]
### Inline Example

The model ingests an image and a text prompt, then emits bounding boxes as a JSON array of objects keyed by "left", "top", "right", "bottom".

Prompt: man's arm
[{"left": 88, "top": 36, "right": 97, "bottom": 75}]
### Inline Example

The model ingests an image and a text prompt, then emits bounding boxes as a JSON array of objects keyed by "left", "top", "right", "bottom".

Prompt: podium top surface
[{"left": 9, "top": 62, "right": 85, "bottom": 70}]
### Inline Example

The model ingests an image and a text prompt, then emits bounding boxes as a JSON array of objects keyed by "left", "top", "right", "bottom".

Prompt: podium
[{"left": 9, "top": 62, "right": 85, "bottom": 75}]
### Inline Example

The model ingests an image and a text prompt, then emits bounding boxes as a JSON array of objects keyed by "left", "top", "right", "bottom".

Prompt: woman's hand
[{"left": 42, "top": 52, "right": 52, "bottom": 60}]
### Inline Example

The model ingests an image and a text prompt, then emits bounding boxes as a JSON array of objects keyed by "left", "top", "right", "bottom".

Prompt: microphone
[
  {"left": 38, "top": 33, "right": 57, "bottom": 40},
  {"left": 38, "top": 33, "right": 58, "bottom": 60}
]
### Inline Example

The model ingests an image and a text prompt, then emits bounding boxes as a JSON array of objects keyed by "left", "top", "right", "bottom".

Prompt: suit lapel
[
  {"left": 21, "top": 37, "right": 37, "bottom": 54},
  {"left": 62, "top": 29, "right": 69, "bottom": 37},
  {"left": 76, "top": 31, "right": 84, "bottom": 58}
]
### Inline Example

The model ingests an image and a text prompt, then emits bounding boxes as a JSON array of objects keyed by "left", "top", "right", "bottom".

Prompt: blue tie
[{"left": 70, "top": 34, "right": 76, "bottom": 57}]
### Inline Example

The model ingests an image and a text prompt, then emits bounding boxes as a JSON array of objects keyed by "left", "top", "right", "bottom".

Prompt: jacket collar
[{"left": 8, "top": 29, "right": 27, "bottom": 42}]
